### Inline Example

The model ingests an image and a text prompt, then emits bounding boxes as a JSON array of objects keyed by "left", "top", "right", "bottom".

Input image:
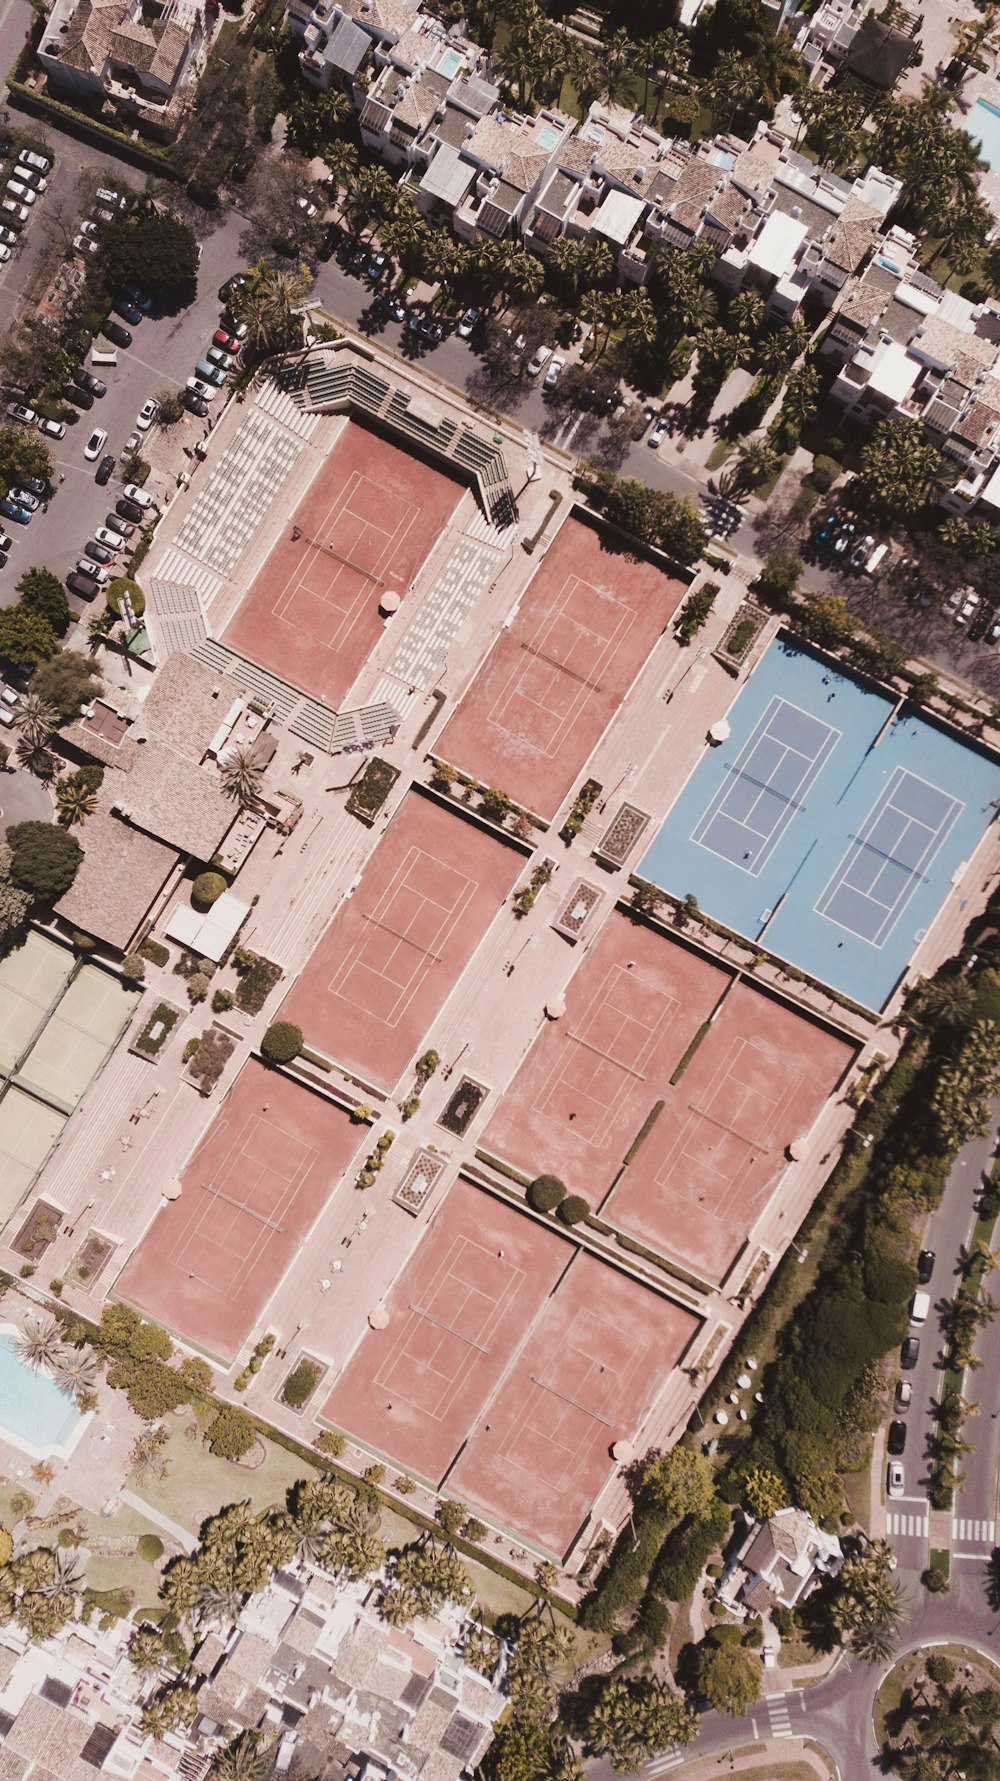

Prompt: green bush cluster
[
  {"left": 514, "top": 861, "right": 552, "bottom": 917},
  {"left": 560, "top": 779, "right": 601, "bottom": 844},
  {"left": 137, "top": 1534, "right": 164, "bottom": 1564},
  {"left": 261, "top": 1021, "right": 303, "bottom": 1064},
  {"left": 650, "top": 1499, "right": 732, "bottom": 1602},
  {"left": 282, "top": 1357, "right": 321, "bottom": 1408},
  {"left": 234, "top": 952, "right": 283, "bottom": 1014},
  {"left": 579, "top": 1508, "right": 673, "bottom": 1631},
  {"left": 357, "top": 1129, "right": 394, "bottom": 1189},
  {"left": 140, "top": 938, "right": 170, "bottom": 968},
  {"left": 676, "top": 583, "right": 718, "bottom": 644},
  {"left": 557, "top": 1194, "right": 591, "bottom": 1226},
  {"left": 191, "top": 871, "right": 226, "bottom": 909},
  {"left": 528, "top": 1174, "right": 566, "bottom": 1213},
  {"left": 207, "top": 1406, "right": 256, "bottom": 1461},
  {"left": 97, "top": 1303, "right": 190, "bottom": 1423},
  {"left": 235, "top": 1330, "right": 275, "bottom": 1392}
]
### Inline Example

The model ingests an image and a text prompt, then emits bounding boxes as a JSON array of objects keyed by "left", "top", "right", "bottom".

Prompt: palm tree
[
  {"left": 39, "top": 1548, "right": 84, "bottom": 1597},
  {"left": 324, "top": 139, "right": 359, "bottom": 212},
  {"left": 706, "top": 49, "right": 759, "bottom": 132},
  {"left": 219, "top": 746, "right": 264, "bottom": 808},
  {"left": 211, "top": 1733, "right": 271, "bottom": 1781},
  {"left": 645, "top": 27, "right": 689, "bottom": 120},
  {"left": 56, "top": 777, "right": 97, "bottom": 828},
  {"left": 50, "top": 1346, "right": 100, "bottom": 1401},
  {"left": 919, "top": 973, "right": 976, "bottom": 1029},
  {"left": 344, "top": 166, "right": 399, "bottom": 241},
  {"left": 15, "top": 1314, "right": 65, "bottom": 1375},
  {"left": 603, "top": 27, "right": 637, "bottom": 105},
  {"left": 733, "top": 436, "right": 780, "bottom": 495},
  {"left": 14, "top": 694, "right": 58, "bottom": 751}
]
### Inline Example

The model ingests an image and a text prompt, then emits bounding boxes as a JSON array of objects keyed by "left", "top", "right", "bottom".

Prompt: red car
[{"left": 213, "top": 328, "right": 241, "bottom": 353}]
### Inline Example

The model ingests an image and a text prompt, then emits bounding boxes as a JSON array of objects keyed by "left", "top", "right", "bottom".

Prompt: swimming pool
[
  {"left": 435, "top": 47, "right": 464, "bottom": 78},
  {"left": 639, "top": 638, "right": 1000, "bottom": 1008},
  {"left": 536, "top": 123, "right": 559, "bottom": 151},
  {"left": 971, "top": 97, "right": 1000, "bottom": 171},
  {"left": 0, "top": 1328, "right": 84, "bottom": 1459}
]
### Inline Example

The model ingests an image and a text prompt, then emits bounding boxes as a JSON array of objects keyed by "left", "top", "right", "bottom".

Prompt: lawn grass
[
  {"left": 132, "top": 1407, "right": 307, "bottom": 1531},
  {"left": 842, "top": 1449, "right": 872, "bottom": 1534},
  {"left": 706, "top": 439, "right": 733, "bottom": 472}
]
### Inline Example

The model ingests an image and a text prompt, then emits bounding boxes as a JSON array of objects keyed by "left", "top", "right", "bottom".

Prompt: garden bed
[
  {"left": 184, "top": 1025, "right": 239, "bottom": 1096},
  {"left": 715, "top": 601, "right": 767, "bottom": 673},
  {"left": 279, "top": 1354, "right": 327, "bottom": 1414},
  {"left": 68, "top": 1232, "right": 116, "bottom": 1293},
  {"left": 346, "top": 756, "right": 400, "bottom": 826},
  {"left": 393, "top": 1148, "right": 446, "bottom": 1215},
  {"left": 130, "top": 1000, "right": 183, "bottom": 1060},
  {"left": 439, "top": 1077, "right": 489, "bottom": 1137},
  {"left": 234, "top": 954, "right": 283, "bottom": 1015},
  {"left": 596, "top": 802, "right": 651, "bottom": 867},
  {"left": 12, "top": 1201, "right": 62, "bottom": 1262}
]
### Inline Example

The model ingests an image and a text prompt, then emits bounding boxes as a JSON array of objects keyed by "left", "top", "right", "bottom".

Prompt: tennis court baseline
[
  {"left": 693, "top": 696, "right": 840, "bottom": 877},
  {"left": 815, "top": 767, "right": 962, "bottom": 946}
]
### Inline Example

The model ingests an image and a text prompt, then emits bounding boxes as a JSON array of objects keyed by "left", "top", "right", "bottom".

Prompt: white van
[
  {"left": 865, "top": 543, "right": 888, "bottom": 576},
  {"left": 91, "top": 347, "right": 118, "bottom": 367},
  {"left": 910, "top": 1290, "right": 930, "bottom": 1326}
]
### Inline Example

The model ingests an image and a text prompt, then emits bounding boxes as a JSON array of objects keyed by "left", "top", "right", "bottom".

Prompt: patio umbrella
[
  {"left": 611, "top": 1439, "right": 635, "bottom": 1463},
  {"left": 787, "top": 1137, "right": 806, "bottom": 1161},
  {"left": 708, "top": 718, "right": 731, "bottom": 745},
  {"left": 545, "top": 993, "right": 567, "bottom": 1020},
  {"left": 369, "top": 1305, "right": 390, "bottom": 1329},
  {"left": 162, "top": 1180, "right": 182, "bottom": 1200},
  {"left": 380, "top": 589, "right": 401, "bottom": 615}
]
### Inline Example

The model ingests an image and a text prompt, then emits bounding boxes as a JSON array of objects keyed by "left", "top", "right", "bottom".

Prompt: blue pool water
[
  {"left": 436, "top": 47, "right": 464, "bottom": 78},
  {"left": 536, "top": 123, "right": 559, "bottom": 150},
  {"left": 0, "top": 1332, "right": 80, "bottom": 1450},
  {"left": 640, "top": 639, "right": 1000, "bottom": 1008},
  {"left": 971, "top": 98, "right": 1000, "bottom": 171}
]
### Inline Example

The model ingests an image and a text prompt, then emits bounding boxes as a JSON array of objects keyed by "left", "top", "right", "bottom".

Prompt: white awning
[{"left": 165, "top": 890, "right": 250, "bottom": 963}]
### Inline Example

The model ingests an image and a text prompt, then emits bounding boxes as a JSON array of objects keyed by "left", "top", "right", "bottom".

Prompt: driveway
[{"left": 0, "top": 759, "right": 52, "bottom": 831}]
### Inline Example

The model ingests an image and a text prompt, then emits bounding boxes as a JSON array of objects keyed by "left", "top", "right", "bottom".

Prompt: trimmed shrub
[
  {"left": 206, "top": 1406, "right": 256, "bottom": 1460},
  {"left": 140, "top": 938, "right": 169, "bottom": 967},
  {"left": 262, "top": 1021, "right": 303, "bottom": 1064},
  {"left": 651, "top": 1500, "right": 731, "bottom": 1603},
  {"left": 528, "top": 1174, "right": 566, "bottom": 1213},
  {"left": 191, "top": 871, "right": 226, "bottom": 910},
  {"left": 282, "top": 1358, "right": 321, "bottom": 1407},
  {"left": 138, "top": 1534, "right": 164, "bottom": 1563},
  {"left": 315, "top": 1429, "right": 346, "bottom": 1458},
  {"left": 212, "top": 988, "right": 234, "bottom": 1012},
  {"left": 121, "top": 953, "right": 145, "bottom": 984},
  {"left": 557, "top": 1194, "right": 591, "bottom": 1226},
  {"left": 810, "top": 454, "right": 840, "bottom": 492}
]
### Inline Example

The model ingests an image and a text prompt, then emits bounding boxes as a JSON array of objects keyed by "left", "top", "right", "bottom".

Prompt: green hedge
[
  {"left": 7, "top": 79, "right": 178, "bottom": 173},
  {"left": 579, "top": 1508, "right": 673, "bottom": 1631},
  {"left": 650, "top": 1499, "right": 731, "bottom": 1602}
]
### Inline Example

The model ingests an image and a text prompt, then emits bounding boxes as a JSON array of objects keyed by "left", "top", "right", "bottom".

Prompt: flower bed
[
  {"left": 596, "top": 803, "right": 651, "bottom": 867},
  {"left": 185, "top": 1024, "right": 238, "bottom": 1095},
  {"left": 346, "top": 756, "right": 400, "bottom": 827},
  {"left": 234, "top": 953, "right": 283, "bottom": 1015},
  {"left": 68, "top": 1231, "right": 116, "bottom": 1292},
  {"left": 438, "top": 1077, "right": 489, "bottom": 1137},
  {"left": 12, "top": 1201, "right": 62, "bottom": 1261},
  {"left": 130, "top": 1001, "right": 183, "bottom": 1059}
]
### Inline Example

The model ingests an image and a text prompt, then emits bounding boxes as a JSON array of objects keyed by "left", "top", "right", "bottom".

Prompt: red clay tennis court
[
  {"left": 322, "top": 1178, "right": 570, "bottom": 1484},
  {"left": 282, "top": 793, "right": 521, "bottom": 1089},
  {"left": 222, "top": 422, "right": 462, "bottom": 704},
  {"left": 451, "top": 1254, "right": 697, "bottom": 1556},
  {"left": 483, "top": 912, "right": 727, "bottom": 1200},
  {"left": 436, "top": 516, "right": 685, "bottom": 820},
  {"left": 605, "top": 983, "right": 853, "bottom": 1282},
  {"left": 483, "top": 914, "right": 854, "bottom": 1283},
  {"left": 117, "top": 1062, "right": 362, "bottom": 1362}
]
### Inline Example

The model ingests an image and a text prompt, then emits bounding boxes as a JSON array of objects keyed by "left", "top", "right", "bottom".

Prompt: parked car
[
  {"left": 0, "top": 243, "right": 11, "bottom": 264},
  {"left": 75, "top": 557, "right": 109, "bottom": 584},
  {"left": 0, "top": 531, "right": 12, "bottom": 554},
  {"left": 116, "top": 498, "right": 145, "bottom": 524},
  {"left": 1, "top": 202, "right": 29, "bottom": 226},
  {"left": 218, "top": 272, "right": 248, "bottom": 302},
  {"left": 916, "top": 1249, "right": 935, "bottom": 1283},
  {"left": 206, "top": 346, "right": 236, "bottom": 372},
  {"left": 648, "top": 415, "right": 670, "bottom": 449},
  {"left": 73, "top": 234, "right": 99, "bottom": 257},
  {"left": 956, "top": 591, "right": 981, "bottom": 627},
  {"left": 364, "top": 250, "right": 388, "bottom": 280},
  {"left": 887, "top": 1460, "right": 905, "bottom": 1498},
  {"left": 887, "top": 1420, "right": 907, "bottom": 1456},
  {"left": 183, "top": 390, "right": 209, "bottom": 417},
  {"left": 5, "top": 182, "right": 36, "bottom": 206},
  {"left": 988, "top": 612, "right": 1000, "bottom": 645},
  {"left": 100, "top": 319, "right": 132, "bottom": 349},
  {"left": 900, "top": 1336, "right": 920, "bottom": 1369},
  {"left": 372, "top": 292, "right": 407, "bottom": 324},
  {"left": 6, "top": 403, "right": 35, "bottom": 424},
  {"left": 213, "top": 327, "right": 242, "bottom": 354},
  {"left": 66, "top": 569, "right": 100, "bottom": 600},
  {"left": 193, "top": 360, "right": 227, "bottom": 387},
  {"left": 527, "top": 344, "right": 552, "bottom": 379},
  {"left": 16, "top": 168, "right": 46, "bottom": 192},
  {"left": 18, "top": 149, "right": 51, "bottom": 174},
  {"left": 7, "top": 487, "right": 39, "bottom": 512},
  {"left": 407, "top": 314, "right": 443, "bottom": 344},
  {"left": 94, "top": 526, "right": 124, "bottom": 549},
  {"left": 63, "top": 384, "right": 94, "bottom": 411},
  {"left": 82, "top": 539, "right": 114, "bottom": 564},
  {"left": 543, "top": 355, "right": 565, "bottom": 390},
  {"left": 121, "top": 284, "right": 152, "bottom": 311},
  {"left": 95, "top": 186, "right": 125, "bottom": 207},
  {"left": 850, "top": 533, "right": 875, "bottom": 571},
  {"left": 0, "top": 225, "right": 17, "bottom": 247},
  {"left": 894, "top": 1379, "right": 912, "bottom": 1413},
  {"left": 122, "top": 483, "right": 154, "bottom": 509},
  {"left": 23, "top": 477, "right": 48, "bottom": 499},
  {"left": 834, "top": 522, "right": 855, "bottom": 555},
  {"left": 317, "top": 226, "right": 342, "bottom": 262},
  {"left": 113, "top": 297, "right": 143, "bottom": 327},
  {"left": 95, "top": 454, "right": 115, "bottom": 486},
  {"left": 457, "top": 307, "right": 481, "bottom": 340},
  {"left": 219, "top": 312, "right": 248, "bottom": 339},
  {"left": 296, "top": 195, "right": 318, "bottom": 218},
  {"left": 74, "top": 367, "right": 106, "bottom": 398},
  {"left": 105, "top": 512, "right": 135, "bottom": 538},
  {"left": 0, "top": 498, "right": 30, "bottom": 525},
  {"left": 136, "top": 398, "right": 160, "bottom": 432},
  {"left": 91, "top": 206, "right": 115, "bottom": 226},
  {"left": 35, "top": 416, "right": 65, "bottom": 439}
]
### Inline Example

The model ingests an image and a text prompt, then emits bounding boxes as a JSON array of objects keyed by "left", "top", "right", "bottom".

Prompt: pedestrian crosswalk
[
  {"left": 886, "top": 1510, "right": 929, "bottom": 1538},
  {"left": 768, "top": 1694, "right": 794, "bottom": 1740},
  {"left": 952, "top": 1517, "right": 996, "bottom": 1546},
  {"left": 644, "top": 1752, "right": 683, "bottom": 1776}
]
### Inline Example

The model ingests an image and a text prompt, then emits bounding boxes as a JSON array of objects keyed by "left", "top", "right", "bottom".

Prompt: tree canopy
[
  {"left": 0, "top": 426, "right": 51, "bottom": 492},
  {"left": 17, "top": 568, "right": 70, "bottom": 639},
  {"left": 99, "top": 200, "right": 200, "bottom": 290},
  {"left": 0, "top": 607, "right": 57, "bottom": 668},
  {"left": 31, "top": 650, "right": 102, "bottom": 721},
  {"left": 6, "top": 822, "right": 82, "bottom": 900},
  {"left": 642, "top": 1445, "right": 717, "bottom": 1521},
  {"left": 696, "top": 1643, "right": 763, "bottom": 1716}
]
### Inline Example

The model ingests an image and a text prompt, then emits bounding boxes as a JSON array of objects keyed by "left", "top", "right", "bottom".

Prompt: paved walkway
[{"left": 120, "top": 1489, "right": 197, "bottom": 1552}]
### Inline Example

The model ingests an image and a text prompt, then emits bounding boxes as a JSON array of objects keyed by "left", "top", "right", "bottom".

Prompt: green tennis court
[
  {"left": 0, "top": 1089, "right": 66, "bottom": 1225},
  {"left": 14, "top": 966, "right": 141, "bottom": 1112},
  {"left": 0, "top": 932, "right": 74, "bottom": 1075}
]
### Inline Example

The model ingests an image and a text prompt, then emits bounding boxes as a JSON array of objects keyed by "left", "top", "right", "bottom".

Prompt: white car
[
  {"left": 95, "top": 186, "right": 125, "bottom": 207},
  {"left": 543, "top": 355, "right": 565, "bottom": 390},
  {"left": 75, "top": 557, "right": 110, "bottom": 584},
  {"left": 80, "top": 220, "right": 100, "bottom": 239},
  {"left": 185, "top": 376, "right": 217, "bottom": 404},
  {"left": 296, "top": 196, "right": 318, "bottom": 217},
  {"left": 36, "top": 416, "right": 65, "bottom": 439},
  {"left": 6, "top": 183, "right": 36, "bottom": 206},
  {"left": 648, "top": 415, "right": 670, "bottom": 448},
  {"left": 122, "top": 482, "right": 154, "bottom": 508},
  {"left": 94, "top": 525, "right": 124, "bottom": 550},
  {"left": 73, "top": 235, "right": 99, "bottom": 257},
  {"left": 527, "top": 344, "right": 552, "bottom": 379},
  {"left": 1, "top": 202, "right": 28, "bottom": 225},
  {"left": 136, "top": 399, "right": 159, "bottom": 432},
  {"left": 7, "top": 487, "right": 39, "bottom": 511},
  {"left": 0, "top": 244, "right": 10, "bottom": 264},
  {"left": 17, "top": 170, "right": 46, "bottom": 192},
  {"left": 19, "top": 150, "right": 51, "bottom": 174},
  {"left": 84, "top": 427, "right": 108, "bottom": 461},
  {"left": 886, "top": 1460, "right": 904, "bottom": 1499}
]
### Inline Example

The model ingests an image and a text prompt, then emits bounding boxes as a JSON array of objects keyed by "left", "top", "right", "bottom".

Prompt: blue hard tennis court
[{"left": 640, "top": 639, "right": 1000, "bottom": 1008}]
